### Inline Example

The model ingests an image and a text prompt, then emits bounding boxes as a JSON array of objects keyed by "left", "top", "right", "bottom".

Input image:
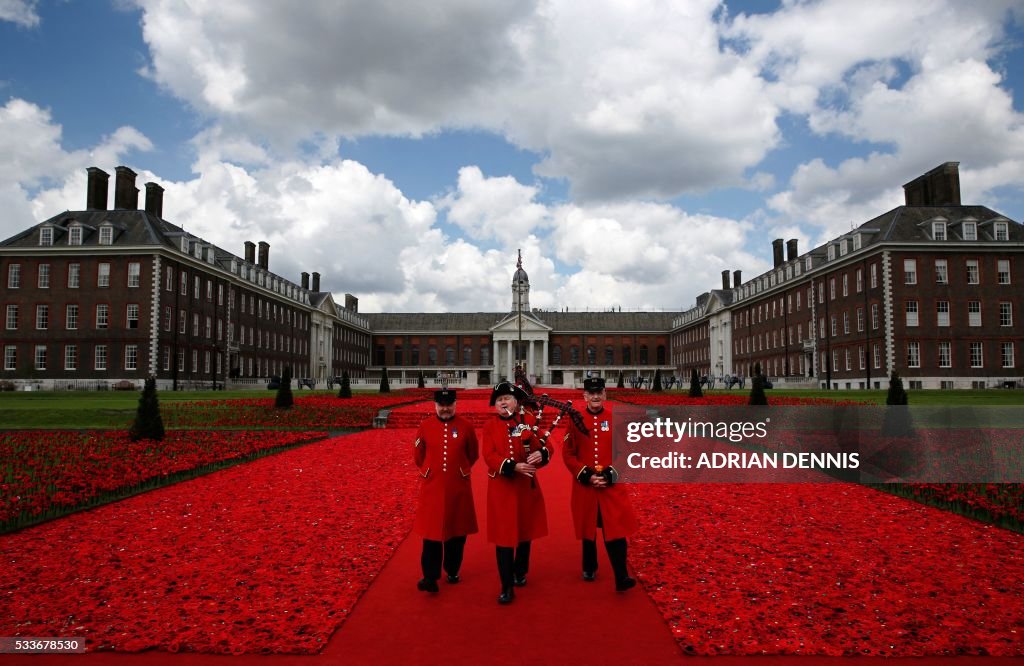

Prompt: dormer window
[
  {"left": 932, "top": 221, "right": 947, "bottom": 240},
  {"left": 68, "top": 226, "right": 82, "bottom": 246},
  {"left": 827, "top": 245, "right": 835, "bottom": 261},
  {"left": 839, "top": 239, "right": 848, "bottom": 256},
  {"left": 963, "top": 221, "right": 977, "bottom": 241},
  {"left": 206, "top": 247, "right": 215, "bottom": 264},
  {"left": 39, "top": 227, "right": 53, "bottom": 246},
  {"left": 852, "top": 233, "right": 862, "bottom": 251},
  {"left": 994, "top": 221, "right": 1009, "bottom": 241},
  {"left": 805, "top": 256, "right": 813, "bottom": 272},
  {"left": 98, "top": 226, "right": 113, "bottom": 246},
  {"left": 181, "top": 236, "right": 190, "bottom": 253},
  {"left": 230, "top": 259, "right": 238, "bottom": 274}
]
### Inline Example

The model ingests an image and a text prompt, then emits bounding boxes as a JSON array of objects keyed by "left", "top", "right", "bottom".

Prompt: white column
[
  {"left": 506, "top": 340, "right": 513, "bottom": 381},
  {"left": 542, "top": 339, "right": 548, "bottom": 383},
  {"left": 492, "top": 339, "right": 499, "bottom": 380},
  {"left": 527, "top": 339, "right": 535, "bottom": 380}
]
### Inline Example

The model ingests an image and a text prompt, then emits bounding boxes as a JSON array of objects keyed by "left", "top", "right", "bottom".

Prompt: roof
[{"left": 364, "top": 310, "right": 680, "bottom": 333}]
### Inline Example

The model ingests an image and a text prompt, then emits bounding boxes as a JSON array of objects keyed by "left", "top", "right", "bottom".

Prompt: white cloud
[
  {"left": 0, "top": 0, "right": 39, "bottom": 27},
  {"left": 439, "top": 166, "right": 549, "bottom": 245}
]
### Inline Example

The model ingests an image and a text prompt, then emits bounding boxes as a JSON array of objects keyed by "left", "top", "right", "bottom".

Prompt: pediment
[{"left": 490, "top": 312, "right": 552, "bottom": 333}]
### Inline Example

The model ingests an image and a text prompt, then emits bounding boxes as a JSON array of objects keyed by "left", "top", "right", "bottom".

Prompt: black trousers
[
  {"left": 421, "top": 536, "right": 467, "bottom": 581},
  {"left": 583, "top": 536, "right": 629, "bottom": 581},
  {"left": 495, "top": 541, "right": 531, "bottom": 587}
]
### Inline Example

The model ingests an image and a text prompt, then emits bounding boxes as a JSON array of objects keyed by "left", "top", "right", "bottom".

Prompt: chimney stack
[
  {"left": 144, "top": 182, "right": 164, "bottom": 218},
  {"left": 113, "top": 166, "right": 138, "bottom": 210},
  {"left": 733, "top": 270, "right": 742, "bottom": 287},
  {"left": 903, "top": 162, "right": 961, "bottom": 206},
  {"left": 244, "top": 241, "right": 256, "bottom": 264},
  {"left": 257, "top": 241, "right": 269, "bottom": 269},
  {"left": 311, "top": 272, "right": 321, "bottom": 292},
  {"left": 86, "top": 167, "right": 109, "bottom": 210},
  {"left": 721, "top": 270, "right": 730, "bottom": 290},
  {"left": 772, "top": 239, "right": 784, "bottom": 268},
  {"left": 345, "top": 294, "right": 359, "bottom": 312},
  {"left": 301, "top": 272, "right": 310, "bottom": 290},
  {"left": 786, "top": 239, "right": 798, "bottom": 263}
]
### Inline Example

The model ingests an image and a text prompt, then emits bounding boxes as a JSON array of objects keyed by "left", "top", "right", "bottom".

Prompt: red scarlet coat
[
  {"left": 483, "top": 410, "right": 549, "bottom": 547},
  {"left": 562, "top": 403, "right": 638, "bottom": 541},
  {"left": 413, "top": 414, "right": 479, "bottom": 541}
]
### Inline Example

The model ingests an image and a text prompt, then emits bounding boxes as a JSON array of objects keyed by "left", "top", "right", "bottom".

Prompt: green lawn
[{"left": 688, "top": 388, "right": 1024, "bottom": 406}]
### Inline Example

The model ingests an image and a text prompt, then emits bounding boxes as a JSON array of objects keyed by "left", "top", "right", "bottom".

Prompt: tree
[
  {"left": 379, "top": 367, "right": 391, "bottom": 393},
  {"left": 749, "top": 363, "right": 768, "bottom": 406},
  {"left": 653, "top": 368, "right": 663, "bottom": 392},
  {"left": 417, "top": 371, "right": 425, "bottom": 389},
  {"left": 130, "top": 377, "right": 165, "bottom": 441},
  {"left": 689, "top": 368, "right": 703, "bottom": 398},
  {"left": 276, "top": 366, "right": 294, "bottom": 409},
  {"left": 886, "top": 371, "right": 908, "bottom": 405},
  {"left": 337, "top": 370, "right": 352, "bottom": 399},
  {"left": 616, "top": 372, "right": 625, "bottom": 389}
]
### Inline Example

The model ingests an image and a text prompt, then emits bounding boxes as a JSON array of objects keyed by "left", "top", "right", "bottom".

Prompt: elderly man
[
  {"left": 562, "top": 377, "right": 638, "bottom": 591},
  {"left": 413, "top": 388, "right": 479, "bottom": 593}
]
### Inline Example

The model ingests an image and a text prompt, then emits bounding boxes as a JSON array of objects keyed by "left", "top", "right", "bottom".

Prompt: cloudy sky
[{"left": 2, "top": 0, "right": 1023, "bottom": 313}]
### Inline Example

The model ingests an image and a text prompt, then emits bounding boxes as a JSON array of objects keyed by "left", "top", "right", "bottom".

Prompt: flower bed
[
  {"left": 630, "top": 482, "right": 1024, "bottom": 656},
  {"left": 1, "top": 430, "right": 326, "bottom": 532},
  {"left": 610, "top": 390, "right": 868, "bottom": 407},
  {"left": 164, "top": 392, "right": 430, "bottom": 429},
  {"left": 0, "top": 431, "right": 417, "bottom": 654}
]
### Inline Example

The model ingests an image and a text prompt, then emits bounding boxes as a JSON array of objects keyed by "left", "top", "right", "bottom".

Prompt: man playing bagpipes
[{"left": 562, "top": 377, "right": 638, "bottom": 591}]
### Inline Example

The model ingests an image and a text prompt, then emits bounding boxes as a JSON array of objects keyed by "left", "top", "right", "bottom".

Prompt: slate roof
[{"left": 364, "top": 310, "right": 680, "bottom": 333}]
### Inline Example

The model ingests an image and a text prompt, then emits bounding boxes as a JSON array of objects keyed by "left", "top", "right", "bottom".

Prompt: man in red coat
[
  {"left": 562, "top": 377, "right": 638, "bottom": 591},
  {"left": 483, "top": 381, "right": 550, "bottom": 604},
  {"left": 413, "top": 388, "right": 479, "bottom": 593}
]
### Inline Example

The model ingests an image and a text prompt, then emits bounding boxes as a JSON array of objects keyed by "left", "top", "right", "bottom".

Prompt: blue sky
[{"left": 2, "top": 0, "right": 1023, "bottom": 313}]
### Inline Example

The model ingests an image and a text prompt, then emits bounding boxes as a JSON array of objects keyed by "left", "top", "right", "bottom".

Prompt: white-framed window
[
  {"left": 204, "top": 351, "right": 211, "bottom": 373},
  {"left": 827, "top": 244, "right": 835, "bottom": 261},
  {"left": 968, "top": 301, "right": 981, "bottom": 327},
  {"left": 842, "top": 273, "right": 848, "bottom": 297},
  {"left": 935, "top": 259, "right": 947, "bottom": 284},
  {"left": 904, "top": 259, "right": 917, "bottom": 285},
  {"left": 68, "top": 225, "right": 82, "bottom": 245},
  {"left": 99, "top": 226, "right": 113, "bottom": 245},
  {"left": 180, "top": 272, "right": 188, "bottom": 295},
  {"left": 163, "top": 306, "right": 171, "bottom": 331},
  {"left": 66, "top": 304, "right": 78, "bottom": 330},
  {"left": 870, "top": 263, "right": 878, "bottom": 288},
  {"left": 830, "top": 317, "right": 837, "bottom": 336},
  {"left": 966, "top": 259, "right": 979, "bottom": 284},
  {"left": 126, "top": 304, "right": 139, "bottom": 329},
  {"left": 963, "top": 221, "right": 977, "bottom": 241},
  {"left": 873, "top": 343, "right": 881, "bottom": 369},
  {"left": 38, "top": 263, "right": 50, "bottom": 288},
  {"left": 1002, "top": 342, "right": 1015, "bottom": 368},
  {"left": 35, "top": 345, "right": 47, "bottom": 370},
  {"left": 163, "top": 347, "right": 170, "bottom": 371},
  {"left": 905, "top": 301, "right": 919, "bottom": 327},
  {"left": 819, "top": 318, "right": 825, "bottom": 338},
  {"left": 829, "top": 278, "right": 836, "bottom": 300},
  {"left": 970, "top": 342, "right": 984, "bottom": 368},
  {"left": 206, "top": 280, "right": 213, "bottom": 301},
  {"left": 165, "top": 266, "right": 173, "bottom": 291},
  {"left": 96, "top": 304, "right": 109, "bottom": 329},
  {"left": 857, "top": 307, "right": 864, "bottom": 332},
  {"left": 994, "top": 221, "right": 1008, "bottom": 241},
  {"left": 932, "top": 221, "right": 946, "bottom": 240},
  {"left": 97, "top": 263, "right": 110, "bottom": 288},
  {"left": 124, "top": 345, "right": 138, "bottom": 371},
  {"left": 1000, "top": 302, "right": 1013, "bottom": 327},
  {"left": 205, "top": 316, "right": 212, "bottom": 338},
  {"left": 191, "top": 349, "right": 198, "bottom": 373},
  {"left": 7, "top": 264, "right": 20, "bottom": 288},
  {"left": 936, "top": 301, "right": 949, "bottom": 327},
  {"left": 179, "top": 309, "right": 187, "bottom": 334},
  {"left": 64, "top": 345, "right": 77, "bottom": 371},
  {"left": 859, "top": 346, "right": 866, "bottom": 370},
  {"left": 5, "top": 305, "right": 17, "bottom": 330},
  {"left": 856, "top": 268, "right": 863, "bottom": 293},
  {"left": 997, "top": 259, "right": 1011, "bottom": 285},
  {"left": 39, "top": 227, "right": 53, "bottom": 246},
  {"left": 94, "top": 344, "right": 107, "bottom": 370},
  {"left": 907, "top": 341, "right": 920, "bottom": 368},
  {"left": 218, "top": 284, "right": 224, "bottom": 306},
  {"left": 128, "top": 262, "right": 141, "bottom": 287},
  {"left": 192, "top": 313, "right": 199, "bottom": 336},
  {"left": 35, "top": 304, "right": 48, "bottom": 330},
  {"left": 68, "top": 263, "right": 80, "bottom": 288},
  {"left": 193, "top": 277, "right": 201, "bottom": 300},
  {"left": 844, "top": 348, "right": 851, "bottom": 370},
  {"left": 938, "top": 342, "right": 951, "bottom": 368},
  {"left": 3, "top": 345, "right": 15, "bottom": 371},
  {"left": 805, "top": 256, "right": 813, "bottom": 272},
  {"left": 177, "top": 349, "right": 185, "bottom": 372},
  {"left": 843, "top": 312, "right": 850, "bottom": 334}
]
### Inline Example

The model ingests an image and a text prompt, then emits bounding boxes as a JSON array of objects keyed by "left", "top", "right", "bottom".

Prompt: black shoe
[
  {"left": 513, "top": 575, "right": 527, "bottom": 587},
  {"left": 416, "top": 578, "right": 439, "bottom": 593},
  {"left": 615, "top": 576, "right": 636, "bottom": 592},
  {"left": 582, "top": 571, "right": 596, "bottom": 582},
  {"left": 497, "top": 588, "right": 515, "bottom": 604},
  {"left": 446, "top": 574, "right": 460, "bottom": 584}
]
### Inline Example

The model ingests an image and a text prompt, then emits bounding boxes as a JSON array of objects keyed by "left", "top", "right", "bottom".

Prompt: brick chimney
[
  {"left": 311, "top": 272, "right": 320, "bottom": 292},
  {"left": 244, "top": 241, "right": 256, "bottom": 264},
  {"left": 86, "top": 167, "right": 109, "bottom": 210},
  {"left": 903, "top": 162, "right": 961, "bottom": 206},
  {"left": 301, "top": 272, "right": 310, "bottom": 290},
  {"left": 144, "top": 182, "right": 164, "bottom": 218},
  {"left": 733, "top": 270, "right": 742, "bottom": 287},
  {"left": 257, "top": 241, "right": 269, "bottom": 269},
  {"left": 113, "top": 166, "right": 138, "bottom": 210},
  {"left": 721, "top": 270, "right": 730, "bottom": 290},
  {"left": 345, "top": 294, "right": 359, "bottom": 312},
  {"left": 772, "top": 239, "right": 784, "bottom": 268},
  {"left": 786, "top": 239, "right": 799, "bottom": 262}
]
